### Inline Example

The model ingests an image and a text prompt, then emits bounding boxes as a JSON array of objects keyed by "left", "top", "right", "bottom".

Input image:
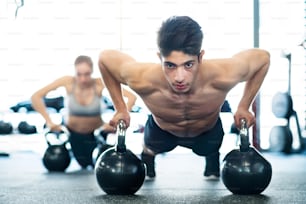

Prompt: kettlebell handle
[
  {"left": 239, "top": 118, "right": 250, "bottom": 152},
  {"left": 44, "top": 126, "right": 70, "bottom": 146},
  {"left": 116, "top": 119, "right": 127, "bottom": 152}
]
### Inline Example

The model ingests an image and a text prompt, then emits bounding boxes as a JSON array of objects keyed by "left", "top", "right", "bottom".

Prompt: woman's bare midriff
[{"left": 67, "top": 115, "right": 103, "bottom": 134}]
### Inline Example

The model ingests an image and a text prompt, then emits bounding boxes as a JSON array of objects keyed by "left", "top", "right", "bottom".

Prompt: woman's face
[{"left": 75, "top": 62, "right": 93, "bottom": 87}]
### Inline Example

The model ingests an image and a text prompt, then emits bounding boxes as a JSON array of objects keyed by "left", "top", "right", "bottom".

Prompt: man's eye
[
  {"left": 185, "top": 63, "right": 194, "bottom": 68},
  {"left": 166, "top": 63, "right": 175, "bottom": 69}
]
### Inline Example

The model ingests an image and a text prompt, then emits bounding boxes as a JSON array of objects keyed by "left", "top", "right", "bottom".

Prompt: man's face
[{"left": 159, "top": 51, "right": 203, "bottom": 94}]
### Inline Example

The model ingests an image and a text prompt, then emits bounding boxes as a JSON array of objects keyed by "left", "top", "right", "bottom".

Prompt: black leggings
[
  {"left": 68, "top": 128, "right": 97, "bottom": 168},
  {"left": 144, "top": 115, "right": 224, "bottom": 156}
]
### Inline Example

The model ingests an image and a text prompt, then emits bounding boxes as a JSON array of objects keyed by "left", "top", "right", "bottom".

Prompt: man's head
[
  {"left": 74, "top": 55, "right": 93, "bottom": 86},
  {"left": 157, "top": 16, "right": 204, "bottom": 94},
  {"left": 157, "top": 16, "right": 203, "bottom": 57}
]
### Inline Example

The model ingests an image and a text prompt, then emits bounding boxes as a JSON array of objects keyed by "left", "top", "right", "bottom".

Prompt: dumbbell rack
[
  {"left": 270, "top": 52, "right": 304, "bottom": 153},
  {"left": 298, "top": 37, "right": 306, "bottom": 132}
]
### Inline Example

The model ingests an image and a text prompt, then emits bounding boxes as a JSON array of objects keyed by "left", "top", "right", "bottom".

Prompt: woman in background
[{"left": 31, "top": 55, "right": 137, "bottom": 169}]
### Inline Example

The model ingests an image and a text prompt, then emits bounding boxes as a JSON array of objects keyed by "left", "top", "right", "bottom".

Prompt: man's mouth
[{"left": 175, "top": 84, "right": 186, "bottom": 90}]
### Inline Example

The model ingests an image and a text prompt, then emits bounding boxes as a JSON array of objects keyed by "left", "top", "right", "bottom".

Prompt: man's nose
[{"left": 174, "top": 67, "right": 185, "bottom": 83}]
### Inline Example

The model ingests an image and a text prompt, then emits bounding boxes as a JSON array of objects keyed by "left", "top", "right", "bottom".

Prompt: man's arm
[
  {"left": 232, "top": 48, "right": 270, "bottom": 126},
  {"left": 234, "top": 49, "right": 270, "bottom": 109},
  {"left": 122, "top": 87, "right": 137, "bottom": 112},
  {"left": 98, "top": 50, "right": 137, "bottom": 126}
]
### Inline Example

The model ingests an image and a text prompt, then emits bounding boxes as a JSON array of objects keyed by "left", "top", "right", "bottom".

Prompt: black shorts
[
  {"left": 144, "top": 115, "right": 224, "bottom": 156},
  {"left": 67, "top": 128, "right": 97, "bottom": 168}
]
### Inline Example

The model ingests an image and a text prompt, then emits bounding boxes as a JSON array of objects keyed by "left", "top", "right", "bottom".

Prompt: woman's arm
[{"left": 31, "top": 76, "right": 71, "bottom": 128}]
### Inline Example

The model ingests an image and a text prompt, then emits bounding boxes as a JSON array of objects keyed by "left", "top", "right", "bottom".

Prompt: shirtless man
[{"left": 98, "top": 16, "right": 270, "bottom": 179}]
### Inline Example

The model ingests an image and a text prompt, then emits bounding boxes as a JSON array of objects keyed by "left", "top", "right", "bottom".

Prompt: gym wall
[
  {"left": 0, "top": 0, "right": 304, "bottom": 149},
  {"left": 0, "top": 0, "right": 253, "bottom": 108}
]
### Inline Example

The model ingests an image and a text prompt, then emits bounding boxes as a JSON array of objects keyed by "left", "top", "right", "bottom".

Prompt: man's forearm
[
  {"left": 99, "top": 58, "right": 128, "bottom": 112},
  {"left": 238, "top": 53, "right": 270, "bottom": 110}
]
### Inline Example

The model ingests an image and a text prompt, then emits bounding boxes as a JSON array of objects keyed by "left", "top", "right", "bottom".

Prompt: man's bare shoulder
[
  {"left": 202, "top": 58, "right": 241, "bottom": 90},
  {"left": 123, "top": 62, "right": 162, "bottom": 78},
  {"left": 125, "top": 62, "right": 165, "bottom": 94},
  {"left": 204, "top": 57, "right": 234, "bottom": 68},
  {"left": 201, "top": 58, "right": 234, "bottom": 77}
]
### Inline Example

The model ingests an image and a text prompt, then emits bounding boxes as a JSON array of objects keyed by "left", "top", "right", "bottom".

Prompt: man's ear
[
  {"left": 157, "top": 52, "right": 162, "bottom": 61},
  {"left": 198, "top": 50, "right": 205, "bottom": 62}
]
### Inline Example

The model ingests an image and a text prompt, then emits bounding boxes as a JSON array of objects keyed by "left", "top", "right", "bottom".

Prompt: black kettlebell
[
  {"left": 269, "top": 125, "right": 293, "bottom": 154},
  {"left": 221, "top": 119, "right": 272, "bottom": 195},
  {"left": 18, "top": 121, "right": 37, "bottom": 134},
  {"left": 0, "top": 120, "right": 13, "bottom": 135},
  {"left": 95, "top": 120, "right": 146, "bottom": 195},
  {"left": 42, "top": 127, "right": 71, "bottom": 172}
]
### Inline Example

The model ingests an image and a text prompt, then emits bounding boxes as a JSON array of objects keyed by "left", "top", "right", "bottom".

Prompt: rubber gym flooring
[
  {"left": 1, "top": 149, "right": 306, "bottom": 204},
  {"left": 1, "top": 112, "right": 306, "bottom": 204}
]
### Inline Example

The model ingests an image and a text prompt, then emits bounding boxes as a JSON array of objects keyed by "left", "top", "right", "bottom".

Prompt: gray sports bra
[{"left": 68, "top": 81, "right": 102, "bottom": 116}]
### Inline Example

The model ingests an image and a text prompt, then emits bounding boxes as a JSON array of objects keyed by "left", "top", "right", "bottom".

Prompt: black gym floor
[{"left": 1, "top": 149, "right": 306, "bottom": 204}]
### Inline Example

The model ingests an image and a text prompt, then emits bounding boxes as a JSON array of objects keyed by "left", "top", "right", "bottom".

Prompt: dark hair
[
  {"left": 74, "top": 55, "right": 93, "bottom": 69},
  {"left": 157, "top": 16, "right": 203, "bottom": 57}
]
